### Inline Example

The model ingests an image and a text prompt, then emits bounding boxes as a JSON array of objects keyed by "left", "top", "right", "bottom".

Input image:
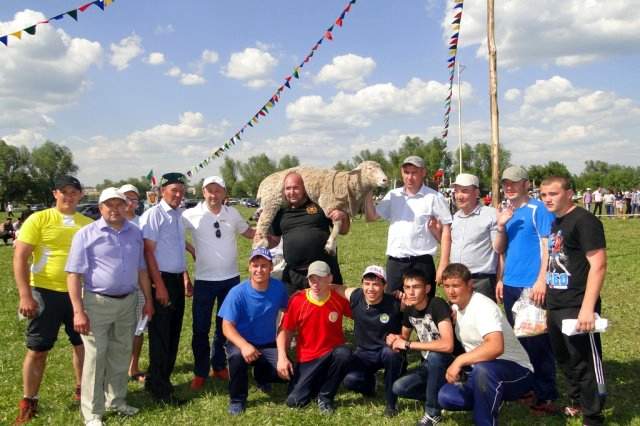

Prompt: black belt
[
  {"left": 161, "top": 271, "right": 184, "bottom": 277},
  {"left": 93, "top": 291, "right": 133, "bottom": 299},
  {"left": 471, "top": 273, "right": 496, "bottom": 279},
  {"left": 388, "top": 254, "right": 433, "bottom": 263}
]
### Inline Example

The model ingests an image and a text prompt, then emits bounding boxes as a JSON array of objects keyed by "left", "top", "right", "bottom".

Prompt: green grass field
[{"left": 1, "top": 208, "right": 639, "bottom": 425}]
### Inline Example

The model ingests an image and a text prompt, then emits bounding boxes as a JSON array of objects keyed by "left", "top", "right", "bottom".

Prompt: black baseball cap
[
  {"left": 160, "top": 172, "right": 188, "bottom": 187},
  {"left": 54, "top": 175, "right": 82, "bottom": 191}
]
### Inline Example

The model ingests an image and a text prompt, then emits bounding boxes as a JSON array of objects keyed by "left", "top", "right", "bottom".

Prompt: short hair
[
  {"left": 441, "top": 263, "right": 472, "bottom": 282},
  {"left": 541, "top": 175, "right": 573, "bottom": 190},
  {"left": 402, "top": 268, "right": 432, "bottom": 287}
]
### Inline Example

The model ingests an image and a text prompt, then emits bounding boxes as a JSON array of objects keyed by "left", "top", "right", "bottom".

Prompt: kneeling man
[
  {"left": 218, "top": 247, "right": 289, "bottom": 415},
  {"left": 277, "top": 261, "right": 352, "bottom": 414},
  {"left": 438, "top": 263, "right": 533, "bottom": 426},
  {"left": 66, "top": 188, "right": 154, "bottom": 425}
]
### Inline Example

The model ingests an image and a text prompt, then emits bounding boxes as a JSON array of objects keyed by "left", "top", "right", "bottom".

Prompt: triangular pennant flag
[
  {"left": 350, "top": 0, "right": 357, "bottom": 4},
  {"left": 454, "top": 11, "right": 462, "bottom": 19},
  {"left": 336, "top": 17, "right": 343, "bottom": 27},
  {"left": 344, "top": 4, "right": 352, "bottom": 13},
  {"left": 304, "top": 55, "right": 311, "bottom": 63},
  {"left": 451, "top": 32, "right": 459, "bottom": 39},
  {"left": 293, "top": 68, "right": 300, "bottom": 78},
  {"left": 240, "top": 127, "right": 245, "bottom": 133},
  {"left": 10, "top": 31, "right": 22, "bottom": 40},
  {"left": 327, "top": 25, "right": 334, "bottom": 32},
  {"left": 447, "top": 56, "right": 456, "bottom": 63},
  {"left": 454, "top": 2, "right": 464, "bottom": 9},
  {"left": 79, "top": 2, "right": 94, "bottom": 12},
  {"left": 317, "top": 38, "right": 324, "bottom": 45},
  {"left": 267, "top": 101, "right": 274, "bottom": 108},
  {"left": 452, "top": 23, "right": 460, "bottom": 31},
  {"left": 247, "top": 121, "right": 253, "bottom": 127},
  {"left": 312, "top": 43, "right": 320, "bottom": 51},
  {"left": 38, "top": 20, "right": 50, "bottom": 24},
  {"left": 261, "top": 106, "right": 269, "bottom": 114},
  {"left": 252, "top": 116, "right": 258, "bottom": 123},
  {"left": 258, "top": 110, "right": 266, "bottom": 117},
  {"left": 308, "top": 50, "right": 314, "bottom": 58},
  {"left": 324, "top": 30, "right": 333, "bottom": 41},
  {"left": 299, "top": 61, "right": 305, "bottom": 69},
  {"left": 93, "top": 1, "right": 105, "bottom": 11},
  {"left": 67, "top": 10, "right": 78, "bottom": 20},
  {"left": 0, "top": 36, "right": 8, "bottom": 46},
  {"left": 451, "top": 18, "right": 461, "bottom": 25},
  {"left": 284, "top": 80, "right": 291, "bottom": 88},
  {"left": 51, "top": 14, "right": 65, "bottom": 21},
  {"left": 24, "top": 25, "right": 37, "bottom": 35}
]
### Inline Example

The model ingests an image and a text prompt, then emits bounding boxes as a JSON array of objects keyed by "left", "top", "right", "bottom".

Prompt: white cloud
[
  {"left": 179, "top": 73, "right": 206, "bottom": 86},
  {"left": 504, "top": 88, "right": 521, "bottom": 102},
  {"left": 109, "top": 34, "right": 144, "bottom": 71},
  {"left": 524, "top": 76, "right": 580, "bottom": 105},
  {"left": 2, "top": 128, "right": 47, "bottom": 149},
  {"left": 0, "top": 9, "right": 102, "bottom": 132},
  {"left": 154, "top": 24, "right": 175, "bottom": 35},
  {"left": 222, "top": 47, "right": 278, "bottom": 88},
  {"left": 146, "top": 52, "right": 165, "bottom": 65},
  {"left": 201, "top": 49, "right": 219, "bottom": 65},
  {"left": 445, "top": 0, "right": 640, "bottom": 68},
  {"left": 315, "top": 54, "right": 376, "bottom": 91},
  {"left": 286, "top": 78, "right": 472, "bottom": 131},
  {"left": 166, "top": 66, "right": 181, "bottom": 77}
]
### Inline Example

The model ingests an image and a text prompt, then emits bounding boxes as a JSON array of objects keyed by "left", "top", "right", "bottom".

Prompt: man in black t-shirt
[
  {"left": 332, "top": 265, "right": 404, "bottom": 417},
  {"left": 386, "top": 269, "right": 454, "bottom": 426},
  {"left": 540, "top": 176, "right": 607, "bottom": 426},
  {"left": 271, "top": 172, "right": 349, "bottom": 295}
]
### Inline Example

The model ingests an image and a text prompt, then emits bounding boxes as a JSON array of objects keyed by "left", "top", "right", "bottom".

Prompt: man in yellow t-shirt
[{"left": 13, "top": 176, "right": 93, "bottom": 425}]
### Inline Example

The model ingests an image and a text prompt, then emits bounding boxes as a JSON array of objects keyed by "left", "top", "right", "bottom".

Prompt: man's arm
[
  {"left": 493, "top": 206, "right": 513, "bottom": 254},
  {"left": 143, "top": 239, "right": 169, "bottom": 305},
  {"left": 530, "top": 237, "right": 549, "bottom": 306},
  {"left": 495, "top": 253, "right": 505, "bottom": 304},
  {"left": 391, "top": 320, "right": 454, "bottom": 354},
  {"left": 13, "top": 241, "right": 39, "bottom": 318},
  {"left": 446, "top": 331, "right": 504, "bottom": 383},
  {"left": 276, "top": 327, "right": 294, "bottom": 380},
  {"left": 222, "top": 319, "right": 261, "bottom": 364},
  {"left": 138, "top": 269, "right": 155, "bottom": 319},
  {"left": 328, "top": 209, "right": 351, "bottom": 235},
  {"left": 185, "top": 241, "right": 196, "bottom": 260},
  {"left": 364, "top": 192, "right": 380, "bottom": 222},
  {"left": 328, "top": 284, "right": 355, "bottom": 301},
  {"left": 436, "top": 224, "right": 452, "bottom": 283},
  {"left": 577, "top": 248, "right": 607, "bottom": 332},
  {"left": 67, "top": 272, "right": 90, "bottom": 335},
  {"left": 241, "top": 227, "right": 256, "bottom": 240}
]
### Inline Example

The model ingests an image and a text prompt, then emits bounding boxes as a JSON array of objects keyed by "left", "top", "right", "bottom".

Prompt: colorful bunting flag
[{"left": 442, "top": 0, "right": 464, "bottom": 140}]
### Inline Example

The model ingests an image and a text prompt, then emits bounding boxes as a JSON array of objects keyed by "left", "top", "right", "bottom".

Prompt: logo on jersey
[
  {"left": 379, "top": 313, "right": 390, "bottom": 324},
  {"left": 546, "top": 230, "right": 571, "bottom": 290},
  {"left": 306, "top": 204, "right": 318, "bottom": 215},
  {"left": 328, "top": 311, "right": 339, "bottom": 322}
]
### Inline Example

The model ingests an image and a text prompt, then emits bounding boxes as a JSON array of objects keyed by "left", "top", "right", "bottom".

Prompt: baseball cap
[
  {"left": 202, "top": 175, "right": 226, "bottom": 189},
  {"left": 118, "top": 184, "right": 140, "bottom": 196},
  {"left": 99, "top": 187, "right": 127, "bottom": 204},
  {"left": 361, "top": 265, "right": 386, "bottom": 282},
  {"left": 401, "top": 155, "right": 425, "bottom": 168},
  {"left": 160, "top": 172, "right": 187, "bottom": 187},
  {"left": 307, "top": 260, "right": 331, "bottom": 278},
  {"left": 453, "top": 173, "right": 480, "bottom": 187},
  {"left": 54, "top": 175, "right": 82, "bottom": 191},
  {"left": 501, "top": 166, "right": 528, "bottom": 182},
  {"left": 249, "top": 247, "right": 273, "bottom": 262}
]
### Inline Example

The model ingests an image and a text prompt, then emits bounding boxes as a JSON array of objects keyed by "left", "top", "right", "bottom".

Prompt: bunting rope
[
  {"left": 185, "top": 0, "right": 358, "bottom": 178},
  {"left": 0, "top": 0, "right": 115, "bottom": 47},
  {"left": 441, "top": 0, "right": 464, "bottom": 140}
]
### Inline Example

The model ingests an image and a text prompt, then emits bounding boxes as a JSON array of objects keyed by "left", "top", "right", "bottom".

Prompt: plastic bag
[{"left": 511, "top": 288, "right": 547, "bottom": 337}]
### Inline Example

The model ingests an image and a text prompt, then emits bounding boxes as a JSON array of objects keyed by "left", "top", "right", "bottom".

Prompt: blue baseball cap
[{"left": 249, "top": 247, "right": 273, "bottom": 262}]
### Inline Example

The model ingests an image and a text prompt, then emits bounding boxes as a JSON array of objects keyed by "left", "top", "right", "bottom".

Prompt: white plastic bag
[{"left": 511, "top": 288, "right": 547, "bottom": 337}]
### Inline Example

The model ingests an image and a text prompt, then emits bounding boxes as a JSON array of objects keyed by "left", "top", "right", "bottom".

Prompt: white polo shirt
[
  {"left": 376, "top": 184, "right": 452, "bottom": 257},
  {"left": 182, "top": 202, "right": 249, "bottom": 281}
]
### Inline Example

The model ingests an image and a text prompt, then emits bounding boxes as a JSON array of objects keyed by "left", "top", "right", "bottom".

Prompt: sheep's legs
[{"left": 324, "top": 219, "right": 340, "bottom": 255}]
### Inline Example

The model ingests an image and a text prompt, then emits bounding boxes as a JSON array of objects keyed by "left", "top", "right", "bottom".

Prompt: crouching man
[
  {"left": 277, "top": 261, "right": 352, "bottom": 414},
  {"left": 332, "top": 265, "right": 404, "bottom": 417},
  {"left": 218, "top": 247, "right": 289, "bottom": 415},
  {"left": 66, "top": 188, "right": 154, "bottom": 425},
  {"left": 438, "top": 263, "right": 534, "bottom": 426}
]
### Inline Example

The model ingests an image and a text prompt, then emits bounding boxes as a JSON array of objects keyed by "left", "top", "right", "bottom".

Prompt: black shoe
[
  {"left": 317, "top": 398, "right": 335, "bottom": 415},
  {"left": 384, "top": 406, "right": 398, "bottom": 417}
]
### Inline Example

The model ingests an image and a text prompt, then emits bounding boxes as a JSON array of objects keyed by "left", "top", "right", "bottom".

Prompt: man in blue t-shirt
[
  {"left": 218, "top": 247, "right": 289, "bottom": 416},
  {"left": 494, "top": 166, "right": 559, "bottom": 414}
]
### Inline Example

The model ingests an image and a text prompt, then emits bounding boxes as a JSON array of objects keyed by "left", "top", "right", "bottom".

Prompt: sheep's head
[{"left": 354, "top": 161, "right": 388, "bottom": 188}]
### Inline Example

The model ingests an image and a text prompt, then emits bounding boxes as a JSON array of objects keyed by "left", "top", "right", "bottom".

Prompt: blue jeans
[
  {"left": 343, "top": 346, "right": 405, "bottom": 408},
  {"left": 503, "top": 284, "right": 558, "bottom": 402},
  {"left": 392, "top": 352, "right": 453, "bottom": 417},
  {"left": 191, "top": 277, "right": 239, "bottom": 377},
  {"left": 439, "top": 359, "right": 533, "bottom": 426},
  {"left": 226, "top": 342, "right": 281, "bottom": 404}
]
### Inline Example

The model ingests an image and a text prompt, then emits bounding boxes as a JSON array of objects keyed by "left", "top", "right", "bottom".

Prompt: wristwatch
[{"left": 405, "top": 340, "right": 411, "bottom": 351}]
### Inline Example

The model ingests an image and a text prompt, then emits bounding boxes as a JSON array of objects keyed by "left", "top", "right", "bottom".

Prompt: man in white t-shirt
[
  {"left": 182, "top": 176, "right": 255, "bottom": 390},
  {"left": 438, "top": 263, "right": 533, "bottom": 426}
]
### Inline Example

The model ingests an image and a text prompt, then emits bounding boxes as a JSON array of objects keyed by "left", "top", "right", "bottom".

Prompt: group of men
[{"left": 12, "top": 154, "right": 608, "bottom": 426}]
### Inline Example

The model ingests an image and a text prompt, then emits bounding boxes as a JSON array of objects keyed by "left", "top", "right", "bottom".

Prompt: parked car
[
  {"left": 76, "top": 203, "right": 100, "bottom": 220},
  {"left": 241, "top": 198, "right": 260, "bottom": 208},
  {"left": 28, "top": 203, "right": 47, "bottom": 212}
]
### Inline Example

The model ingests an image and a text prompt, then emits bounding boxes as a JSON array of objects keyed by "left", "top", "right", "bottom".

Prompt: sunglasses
[
  {"left": 160, "top": 172, "right": 187, "bottom": 186},
  {"left": 214, "top": 221, "right": 221, "bottom": 238}
]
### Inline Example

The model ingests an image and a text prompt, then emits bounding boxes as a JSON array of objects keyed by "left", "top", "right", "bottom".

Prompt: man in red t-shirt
[{"left": 276, "top": 260, "right": 352, "bottom": 414}]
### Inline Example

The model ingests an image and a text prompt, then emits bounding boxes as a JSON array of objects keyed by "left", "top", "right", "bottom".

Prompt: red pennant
[
  {"left": 79, "top": 2, "right": 94, "bottom": 11},
  {"left": 324, "top": 30, "right": 333, "bottom": 41},
  {"left": 336, "top": 17, "right": 343, "bottom": 27}
]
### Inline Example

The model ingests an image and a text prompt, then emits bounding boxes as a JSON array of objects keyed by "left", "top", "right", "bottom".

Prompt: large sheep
[{"left": 253, "top": 161, "right": 388, "bottom": 255}]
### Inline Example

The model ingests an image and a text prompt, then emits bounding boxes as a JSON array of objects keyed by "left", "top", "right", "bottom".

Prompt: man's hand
[
  {"left": 495, "top": 280, "right": 504, "bottom": 304},
  {"left": 391, "top": 338, "right": 408, "bottom": 352},
  {"left": 530, "top": 279, "right": 546, "bottom": 306},
  {"left": 184, "top": 275, "right": 193, "bottom": 298},
  {"left": 496, "top": 205, "right": 514, "bottom": 227},
  {"left": 143, "top": 300, "right": 155, "bottom": 320},
  {"left": 277, "top": 355, "right": 294, "bottom": 380},
  {"left": 240, "top": 343, "right": 261, "bottom": 364},
  {"left": 74, "top": 311, "right": 90, "bottom": 335},
  {"left": 576, "top": 308, "right": 596, "bottom": 333},
  {"left": 428, "top": 216, "right": 442, "bottom": 242},
  {"left": 154, "top": 282, "right": 169, "bottom": 306},
  {"left": 385, "top": 333, "right": 400, "bottom": 347},
  {"left": 327, "top": 209, "right": 348, "bottom": 222},
  {"left": 18, "top": 294, "right": 40, "bottom": 319},
  {"left": 436, "top": 265, "right": 446, "bottom": 285},
  {"left": 445, "top": 360, "right": 462, "bottom": 384}
]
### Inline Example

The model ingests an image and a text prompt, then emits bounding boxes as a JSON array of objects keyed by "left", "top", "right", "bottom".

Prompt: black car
[
  {"left": 76, "top": 203, "right": 101, "bottom": 220},
  {"left": 242, "top": 198, "right": 260, "bottom": 208}
]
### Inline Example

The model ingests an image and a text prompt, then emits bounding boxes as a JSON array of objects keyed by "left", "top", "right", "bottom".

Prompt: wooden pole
[{"left": 487, "top": 0, "right": 500, "bottom": 207}]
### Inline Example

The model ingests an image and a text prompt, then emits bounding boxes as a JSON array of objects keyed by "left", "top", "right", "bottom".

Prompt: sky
[{"left": 1, "top": 0, "right": 639, "bottom": 185}]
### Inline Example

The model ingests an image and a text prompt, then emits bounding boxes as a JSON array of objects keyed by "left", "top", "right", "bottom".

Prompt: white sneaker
[
  {"left": 107, "top": 404, "right": 139, "bottom": 416},
  {"left": 85, "top": 417, "right": 103, "bottom": 426}
]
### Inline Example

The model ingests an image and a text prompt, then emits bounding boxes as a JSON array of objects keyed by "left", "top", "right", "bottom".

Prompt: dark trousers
[
  {"left": 503, "top": 285, "right": 558, "bottom": 402},
  {"left": 471, "top": 273, "right": 497, "bottom": 302},
  {"left": 438, "top": 359, "right": 534, "bottom": 426},
  {"left": 146, "top": 272, "right": 185, "bottom": 399},
  {"left": 191, "top": 276, "right": 239, "bottom": 377},
  {"left": 392, "top": 351, "right": 453, "bottom": 417},
  {"left": 386, "top": 255, "right": 436, "bottom": 297},
  {"left": 286, "top": 345, "right": 352, "bottom": 407},
  {"left": 226, "top": 342, "right": 281, "bottom": 404},
  {"left": 343, "top": 347, "right": 405, "bottom": 408},
  {"left": 593, "top": 202, "right": 603, "bottom": 216},
  {"left": 548, "top": 307, "right": 605, "bottom": 426}
]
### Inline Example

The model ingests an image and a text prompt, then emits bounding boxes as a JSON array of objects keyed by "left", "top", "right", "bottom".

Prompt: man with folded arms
[
  {"left": 218, "top": 247, "right": 288, "bottom": 415},
  {"left": 277, "top": 260, "right": 352, "bottom": 414},
  {"left": 66, "top": 188, "right": 154, "bottom": 426}
]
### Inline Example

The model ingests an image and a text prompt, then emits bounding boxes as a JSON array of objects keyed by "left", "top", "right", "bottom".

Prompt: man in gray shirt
[{"left": 450, "top": 173, "right": 500, "bottom": 301}]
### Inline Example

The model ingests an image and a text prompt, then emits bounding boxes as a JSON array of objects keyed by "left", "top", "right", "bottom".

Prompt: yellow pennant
[{"left": 11, "top": 31, "right": 22, "bottom": 39}]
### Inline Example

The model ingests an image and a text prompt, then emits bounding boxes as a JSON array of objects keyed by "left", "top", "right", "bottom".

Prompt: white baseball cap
[
  {"left": 453, "top": 173, "right": 479, "bottom": 187},
  {"left": 202, "top": 175, "right": 226, "bottom": 189},
  {"left": 361, "top": 265, "right": 386, "bottom": 282},
  {"left": 118, "top": 184, "right": 140, "bottom": 196},
  {"left": 99, "top": 187, "right": 127, "bottom": 204}
]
